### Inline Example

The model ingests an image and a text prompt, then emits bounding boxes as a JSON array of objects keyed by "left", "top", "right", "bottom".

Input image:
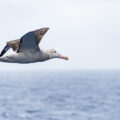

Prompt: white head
[{"left": 47, "top": 49, "right": 69, "bottom": 60}]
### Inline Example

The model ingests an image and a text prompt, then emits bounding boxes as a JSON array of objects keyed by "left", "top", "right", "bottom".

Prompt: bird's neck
[{"left": 40, "top": 49, "right": 50, "bottom": 60}]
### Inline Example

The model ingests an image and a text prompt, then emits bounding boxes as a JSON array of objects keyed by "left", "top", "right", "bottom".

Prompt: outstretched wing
[
  {"left": 18, "top": 31, "right": 38, "bottom": 52},
  {"left": 7, "top": 39, "right": 20, "bottom": 51},
  {"left": 34, "top": 27, "right": 49, "bottom": 45},
  {"left": 6, "top": 27, "right": 49, "bottom": 52},
  {"left": 18, "top": 27, "right": 49, "bottom": 52},
  {"left": 0, "top": 39, "right": 20, "bottom": 57}
]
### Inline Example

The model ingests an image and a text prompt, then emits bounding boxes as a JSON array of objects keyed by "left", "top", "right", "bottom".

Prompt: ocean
[{"left": 0, "top": 70, "right": 120, "bottom": 120}]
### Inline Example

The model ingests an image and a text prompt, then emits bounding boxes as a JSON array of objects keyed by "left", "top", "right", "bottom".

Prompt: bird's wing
[
  {"left": 18, "top": 28, "right": 49, "bottom": 52},
  {"left": 18, "top": 31, "right": 39, "bottom": 52},
  {"left": 7, "top": 39, "right": 20, "bottom": 51},
  {"left": 6, "top": 27, "right": 49, "bottom": 52},
  {"left": 34, "top": 27, "right": 49, "bottom": 45}
]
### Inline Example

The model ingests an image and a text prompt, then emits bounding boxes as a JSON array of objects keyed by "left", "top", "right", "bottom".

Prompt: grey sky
[{"left": 0, "top": 0, "right": 119, "bottom": 70}]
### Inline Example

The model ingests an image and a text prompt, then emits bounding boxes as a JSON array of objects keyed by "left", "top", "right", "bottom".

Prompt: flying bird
[{"left": 0, "top": 27, "right": 68, "bottom": 63}]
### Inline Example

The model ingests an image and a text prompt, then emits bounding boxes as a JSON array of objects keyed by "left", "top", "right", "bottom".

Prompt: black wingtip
[{"left": 0, "top": 50, "right": 6, "bottom": 57}]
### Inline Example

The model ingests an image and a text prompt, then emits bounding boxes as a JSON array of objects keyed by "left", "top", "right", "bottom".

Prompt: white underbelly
[{"left": 5, "top": 52, "right": 41, "bottom": 63}]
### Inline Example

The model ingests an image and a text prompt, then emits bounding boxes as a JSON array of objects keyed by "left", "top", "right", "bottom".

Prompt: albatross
[{"left": 0, "top": 27, "right": 68, "bottom": 63}]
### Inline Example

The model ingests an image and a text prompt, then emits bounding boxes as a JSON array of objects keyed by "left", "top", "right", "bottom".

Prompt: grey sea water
[{"left": 0, "top": 70, "right": 120, "bottom": 120}]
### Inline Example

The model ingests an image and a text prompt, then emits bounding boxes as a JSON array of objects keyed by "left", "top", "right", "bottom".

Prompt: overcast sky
[{"left": 0, "top": 0, "right": 119, "bottom": 71}]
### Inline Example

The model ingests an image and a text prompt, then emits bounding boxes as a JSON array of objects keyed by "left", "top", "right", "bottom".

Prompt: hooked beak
[{"left": 58, "top": 54, "right": 69, "bottom": 60}]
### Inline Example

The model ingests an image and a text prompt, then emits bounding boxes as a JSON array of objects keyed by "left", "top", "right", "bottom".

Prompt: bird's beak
[{"left": 58, "top": 54, "right": 69, "bottom": 60}]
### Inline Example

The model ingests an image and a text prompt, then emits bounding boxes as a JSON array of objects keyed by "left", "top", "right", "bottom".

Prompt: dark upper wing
[
  {"left": 18, "top": 31, "right": 38, "bottom": 52},
  {"left": 6, "top": 27, "right": 49, "bottom": 52}
]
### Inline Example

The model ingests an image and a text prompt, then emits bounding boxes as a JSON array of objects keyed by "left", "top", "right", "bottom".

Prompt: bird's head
[{"left": 47, "top": 49, "right": 69, "bottom": 60}]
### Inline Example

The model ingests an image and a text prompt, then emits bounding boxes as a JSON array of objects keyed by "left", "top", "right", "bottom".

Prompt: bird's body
[
  {"left": 0, "top": 50, "right": 49, "bottom": 63},
  {"left": 0, "top": 27, "right": 68, "bottom": 63}
]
